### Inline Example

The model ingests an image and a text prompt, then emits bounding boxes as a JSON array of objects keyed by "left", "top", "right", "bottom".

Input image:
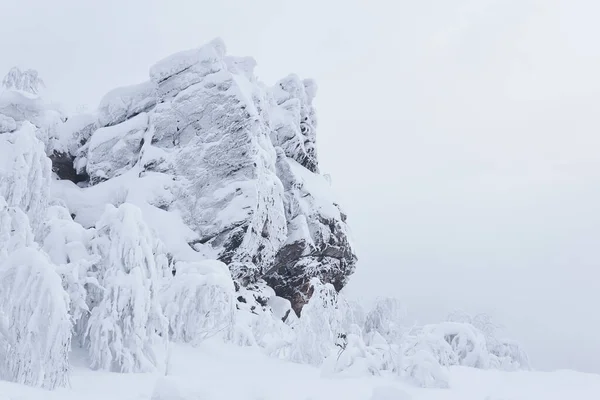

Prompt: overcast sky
[{"left": 2, "top": 0, "right": 599, "bottom": 373}]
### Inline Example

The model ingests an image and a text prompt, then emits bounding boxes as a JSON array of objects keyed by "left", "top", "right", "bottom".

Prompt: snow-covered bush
[
  {"left": 0, "top": 247, "right": 71, "bottom": 390},
  {"left": 401, "top": 348, "right": 450, "bottom": 389},
  {"left": 422, "top": 322, "right": 490, "bottom": 368},
  {"left": 322, "top": 332, "right": 387, "bottom": 377},
  {"left": 447, "top": 311, "right": 530, "bottom": 370},
  {"left": 161, "top": 260, "right": 235, "bottom": 345},
  {"left": 85, "top": 203, "right": 168, "bottom": 373},
  {"left": 289, "top": 278, "right": 342, "bottom": 365},
  {"left": 488, "top": 338, "right": 530, "bottom": 371}
]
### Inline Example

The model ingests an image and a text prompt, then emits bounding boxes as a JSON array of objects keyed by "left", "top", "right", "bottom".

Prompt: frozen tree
[
  {"left": 161, "top": 260, "right": 235, "bottom": 345},
  {"left": 85, "top": 203, "right": 168, "bottom": 373},
  {"left": 0, "top": 123, "right": 51, "bottom": 233},
  {"left": 289, "top": 278, "right": 342, "bottom": 365},
  {"left": 2, "top": 67, "right": 45, "bottom": 95},
  {"left": 0, "top": 247, "right": 72, "bottom": 390}
]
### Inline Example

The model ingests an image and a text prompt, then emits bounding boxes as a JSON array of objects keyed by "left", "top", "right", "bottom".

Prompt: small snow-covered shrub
[
  {"left": 161, "top": 260, "right": 235, "bottom": 345},
  {"left": 364, "top": 330, "right": 401, "bottom": 373},
  {"left": 422, "top": 322, "right": 490, "bottom": 368},
  {"left": 86, "top": 203, "right": 168, "bottom": 373},
  {"left": 0, "top": 247, "right": 71, "bottom": 390},
  {"left": 402, "top": 348, "right": 449, "bottom": 389},
  {"left": 400, "top": 327, "right": 454, "bottom": 388}
]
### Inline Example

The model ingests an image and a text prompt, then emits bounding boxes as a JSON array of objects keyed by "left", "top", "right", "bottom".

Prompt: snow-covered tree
[
  {"left": 0, "top": 123, "right": 51, "bottom": 233},
  {"left": 161, "top": 260, "right": 235, "bottom": 345},
  {"left": 289, "top": 278, "right": 342, "bottom": 365},
  {"left": 364, "top": 297, "right": 406, "bottom": 344},
  {"left": 41, "top": 205, "right": 100, "bottom": 338},
  {"left": 2, "top": 67, "right": 45, "bottom": 95},
  {"left": 85, "top": 203, "right": 168, "bottom": 373},
  {"left": 0, "top": 247, "right": 72, "bottom": 390}
]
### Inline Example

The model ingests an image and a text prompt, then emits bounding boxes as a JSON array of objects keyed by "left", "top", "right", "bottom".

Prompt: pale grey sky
[{"left": 2, "top": 0, "right": 599, "bottom": 373}]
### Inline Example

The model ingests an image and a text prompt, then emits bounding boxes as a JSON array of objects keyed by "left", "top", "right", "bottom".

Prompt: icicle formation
[
  {"left": 0, "top": 247, "right": 72, "bottom": 390},
  {"left": 161, "top": 260, "right": 235, "bottom": 345},
  {"left": 85, "top": 203, "right": 168, "bottom": 373}
]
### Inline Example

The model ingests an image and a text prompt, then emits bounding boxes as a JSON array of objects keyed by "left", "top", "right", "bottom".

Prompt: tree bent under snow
[
  {"left": 85, "top": 203, "right": 168, "bottom": 373},
  {"left": 0, "top": 247, "right": 72, "bottom": 390}
]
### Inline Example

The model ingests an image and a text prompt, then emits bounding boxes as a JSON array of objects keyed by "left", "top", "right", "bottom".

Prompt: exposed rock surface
[{"left": 50, "top": 38, "right": 357, "bottom": 314}]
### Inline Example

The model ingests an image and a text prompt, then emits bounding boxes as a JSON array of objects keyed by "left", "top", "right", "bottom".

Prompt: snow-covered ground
[{"left": 1, "top": 340, "right": 598, "bottom": 400}]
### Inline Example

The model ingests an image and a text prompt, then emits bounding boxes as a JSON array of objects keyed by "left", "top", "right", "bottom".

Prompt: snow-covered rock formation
[
  {"left": 0, "top": 40, "right": 534, "bottom": 394},
  {"left": 52, "top": 38, "right": 357, "bottom": 315}
]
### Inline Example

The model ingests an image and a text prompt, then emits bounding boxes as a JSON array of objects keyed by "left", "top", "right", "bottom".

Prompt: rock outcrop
[{"left": 50, "top": 38, "right": 357, "bottom": 314}]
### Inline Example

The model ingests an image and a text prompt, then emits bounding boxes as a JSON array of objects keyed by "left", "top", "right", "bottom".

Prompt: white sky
[{"left": 2, "top": 0, "right": 599, "bottom": 373}]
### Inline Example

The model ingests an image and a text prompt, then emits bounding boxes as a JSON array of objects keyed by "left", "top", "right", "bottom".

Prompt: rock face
[{"left": 54, "top": 38, "right": 357, "bottom": 314}]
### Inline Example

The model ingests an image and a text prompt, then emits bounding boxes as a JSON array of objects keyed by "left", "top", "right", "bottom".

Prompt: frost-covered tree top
[{"left": 1, "top": 67, "right": 45, "bottom": 95}]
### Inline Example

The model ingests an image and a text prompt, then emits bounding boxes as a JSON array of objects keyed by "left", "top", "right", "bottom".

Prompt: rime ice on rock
[
  {"left": 270, "top": 75, "right": 319, "bottom": 173},
  {"left": 51, "top": 38, "right": 357, "bottom": 314},
  {"left": 266, "top": 151, "right": 356, "bottom": 315}
]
